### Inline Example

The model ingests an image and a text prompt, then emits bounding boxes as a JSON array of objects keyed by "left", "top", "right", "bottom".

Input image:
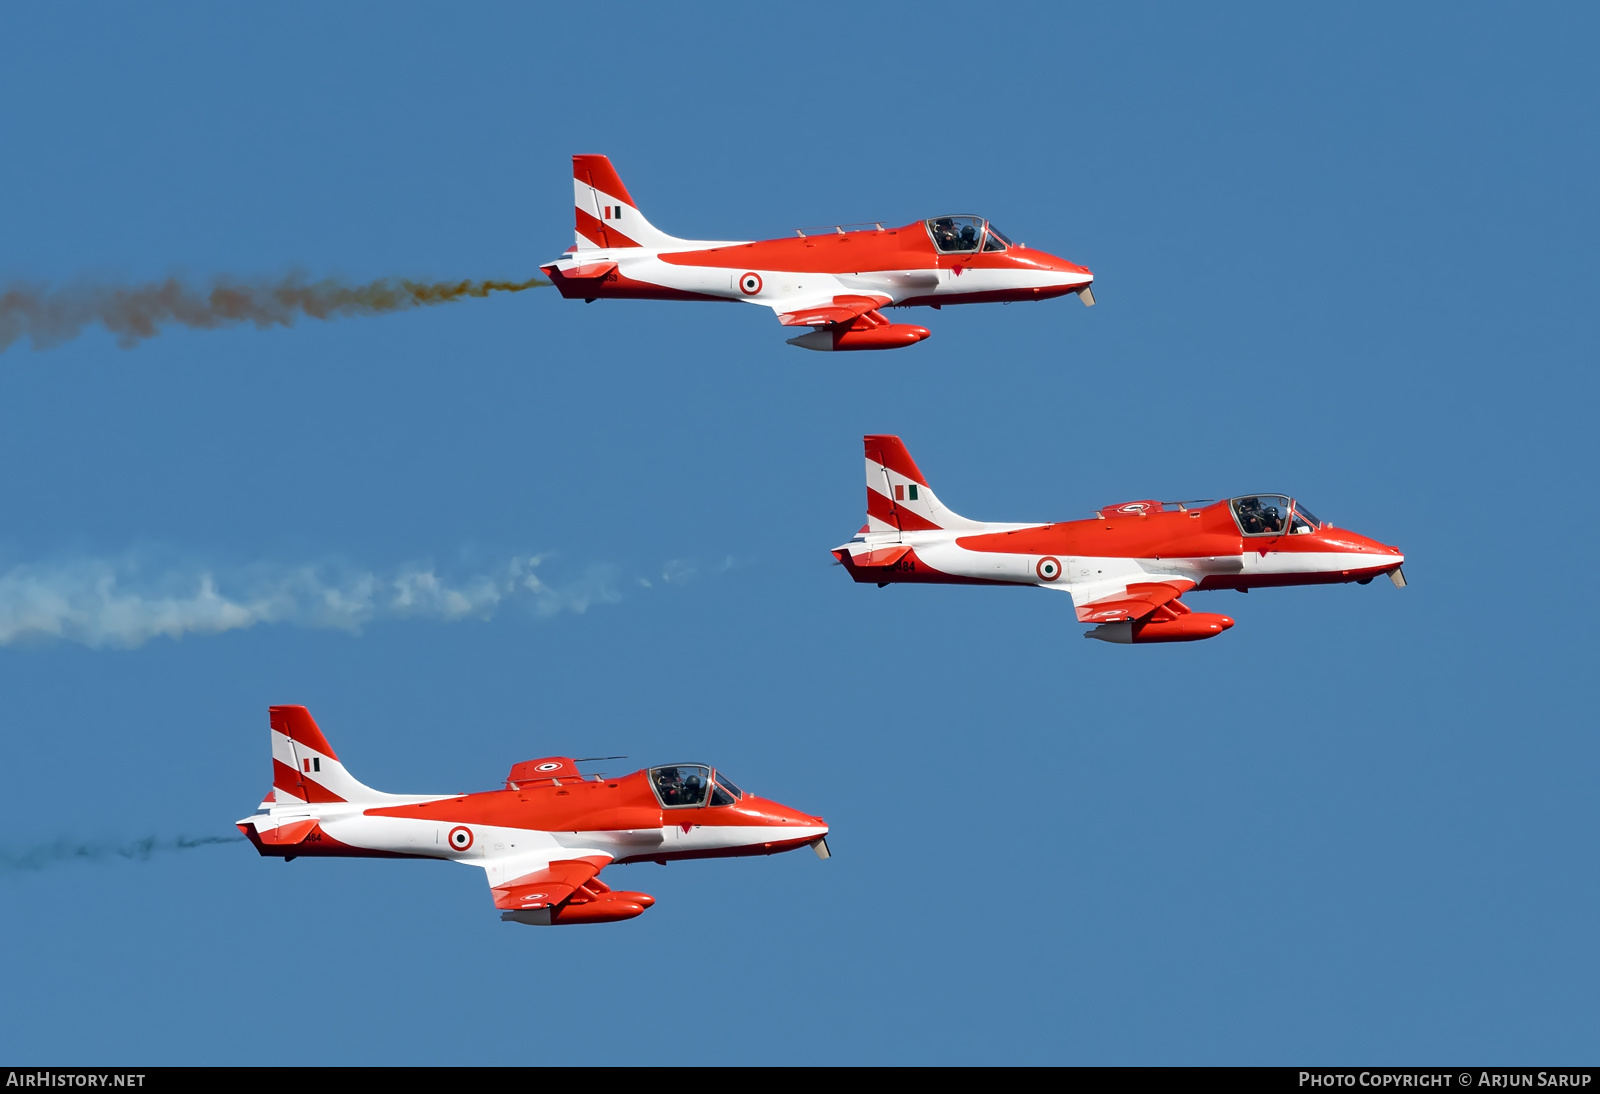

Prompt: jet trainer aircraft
[
  {"left": 832, "top": 436, "right": 1407, "bottom": 644},
  {"left": 238, "top": 706, "right": 829, "bottom": 925},
  {"left": 541, "top": 154, "right": 1094, "bottom": 351}
]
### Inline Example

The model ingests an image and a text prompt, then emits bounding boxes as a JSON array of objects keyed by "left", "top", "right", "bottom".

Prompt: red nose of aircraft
[
  {"left": 1318, "top": 526, "right": 1405, "bottom": 561},
  {"left": 747, "top": 795, "right": 827, "bottom": 831},
  {"left": 1013, "top": 245, "right": 1094, "bottom": 301},
  {"left": 1042, "top": 252, "right": 1093, "bottom": 278},
  {"left": 738, "top": 793, "right": 829, "bottom": 856}
]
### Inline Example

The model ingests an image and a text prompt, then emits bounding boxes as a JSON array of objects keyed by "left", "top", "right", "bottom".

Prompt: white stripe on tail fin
[
  {"left": 863, "top": 435, "right": 987, "bottom": 534},
  {"left": 267, "top": 705, "right": 412, "bottom": 805},
  {"left": 571, "top": 154, "right": 687, "bottom": 251}
]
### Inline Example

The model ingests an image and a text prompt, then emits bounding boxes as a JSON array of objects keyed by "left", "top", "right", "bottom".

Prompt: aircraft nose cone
[
  {"left": 1034, "top": 249, "right": 1091, "bottom": 277},
  {"left": 1218, "top": 615, "right": 1235, "bottom": 630},
  {"left": 756, "top": 799, "right": 827, "bottom": 834},
  {"left": 1325, "top": 527, "right": 1397, "bottom": 555}
]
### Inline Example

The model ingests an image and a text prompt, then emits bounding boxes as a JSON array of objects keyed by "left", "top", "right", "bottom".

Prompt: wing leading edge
[
  {"left": 1073, "top": 580, "right": 1195, "bottom": 624},
  {"left": 485, "top": 851, "right": 657, "bottom": 926},
  {"left": 775, "top": 293, "right": 893, "bottom": 328}
]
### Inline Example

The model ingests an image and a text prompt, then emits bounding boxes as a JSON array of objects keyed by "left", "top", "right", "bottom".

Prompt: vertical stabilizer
[
  {"left": 862, "top": 435, "right": 986, "bottom": 534},
  {"left": 572, "top": 154, "right": 685, "bottom": 251},
  {"left": 267, "top": 705, "right": 390, "bottom": 805}
]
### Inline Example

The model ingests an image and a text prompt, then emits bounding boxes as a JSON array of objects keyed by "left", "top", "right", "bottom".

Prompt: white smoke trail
[{"left": 0, "top": 552, "right": 626, "bottom": 649}]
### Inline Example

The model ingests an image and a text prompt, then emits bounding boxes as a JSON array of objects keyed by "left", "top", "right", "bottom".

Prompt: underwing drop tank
[
  {"left": 1085, "top": 613, "right": 1236, "bottom": 644},
  {"left": 785, "top": 323, "right": 931, "bottom": 351}
]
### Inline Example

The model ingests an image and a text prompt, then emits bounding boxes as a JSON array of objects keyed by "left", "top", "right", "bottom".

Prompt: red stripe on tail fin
[
  {"left": 575, "top": 207, "right": 641, "bottom": 250},
  {"left": 270, "top": 705, "right": 339, "bottom": 760},
  {"left": 864, "top": 435, "right": 929, "bottom": 487},
  {"left": 573, "top": 155, "right": 636, "bottom": 207}
]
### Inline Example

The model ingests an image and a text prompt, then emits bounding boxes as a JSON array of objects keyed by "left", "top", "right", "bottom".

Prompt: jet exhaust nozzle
[
  {"left": 786, "top": 324, "right": 930, "bottom": 351},
  {"left": 1086, "top": 612, "right": 1235, "bottom": 644}
]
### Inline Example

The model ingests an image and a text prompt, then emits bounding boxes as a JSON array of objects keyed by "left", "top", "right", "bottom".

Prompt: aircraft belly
[
  {"left": 472, "top": 825, "right": 559, "bottom": 859},
  {"left": 325, "top": 814, "right": 449, "bottom": 858},
  {"left": 561, "top": 828, "right": 663, "bottom": 854},
  {"left": 839, "top": 270, "right": 938, "bottom": 294},
  {"left": 635, "top": 258, "right": 855, "bottom": 305},
  {"left": 917, "top": 540, "right": 1030, "bottom": 583},
  {"left": 764, "top": 273, "right": 847, "bottom": 302},
  {"left": 630, "top": 257, "right": 740, "bottom": 299},
  {"left": 1060, "top": 556, "right": 1148, "bottom": 588}
]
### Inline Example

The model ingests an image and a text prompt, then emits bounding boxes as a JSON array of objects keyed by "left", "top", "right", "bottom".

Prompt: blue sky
[{"left": 1, "top": 2, "right": 1595, "bottom": 1065}]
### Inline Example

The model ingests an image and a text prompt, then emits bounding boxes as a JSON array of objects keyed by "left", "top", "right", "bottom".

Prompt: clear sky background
[{"left": 0, "top": 2, "right": 1595, "bottom": 1065}]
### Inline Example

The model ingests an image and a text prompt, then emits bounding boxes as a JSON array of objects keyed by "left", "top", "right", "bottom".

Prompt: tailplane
[
  {"left": 265, "top": 705, "right": 392, "bottom": 806},
  {"left": 863, "top": 435, "right": 986, "bottom": 533},
  {"left": 571, "top": 154, "right": 686, "bottom": 251}
]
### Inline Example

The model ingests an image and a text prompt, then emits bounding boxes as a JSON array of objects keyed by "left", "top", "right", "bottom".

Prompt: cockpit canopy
[
  {"left": 1230, "top": 495, "right": 1322, "bottom": 536},
  {"left": 649, "top": 764, "right": 746, "bottom": 808},
  {"left": 925, "top": 215, "right": 1013, "bottom": 254}
]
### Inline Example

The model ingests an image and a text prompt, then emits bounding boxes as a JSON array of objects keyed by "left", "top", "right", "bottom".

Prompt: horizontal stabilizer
[
  {"left": 248, "top": 818, "right": 321, "bottom": 846},
  {"left": 849, "top": 545, "right": 913, "bottom": 568},
  {"left": 559, "top": 261, "right": 619, "bottom": 280}
]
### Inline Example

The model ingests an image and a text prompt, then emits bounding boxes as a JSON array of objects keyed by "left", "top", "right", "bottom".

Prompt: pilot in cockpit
[
  {"left": 655, "top": 767, "right": 684, "bottom": 805},
  {"left": 1236, "top": 496, "right": 1267, "bottom": 534},
  {"left": 931, "top": 217, "right": 982, "bottom": 252},
  {"left": 1259, "top": 501, "right": 1285, "bottom": 533},
  {"left": 1239, "top": 497, "right": 1287, "bottom": 534}
]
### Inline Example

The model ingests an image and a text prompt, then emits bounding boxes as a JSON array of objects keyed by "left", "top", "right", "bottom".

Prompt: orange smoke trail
[{"left": 0, "top": 274, "right": 549, "bottom": 353}]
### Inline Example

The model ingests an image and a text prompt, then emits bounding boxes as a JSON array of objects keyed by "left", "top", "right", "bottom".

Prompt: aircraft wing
[
  {"left": 775, "top": 293, "right": 892, "bottom": 327},
  {"left": 1072, "top": 579, "right": 1195, "bottom": 624},
  {"left": 483, "top": 850, "right": 614, "bottom": 911}
]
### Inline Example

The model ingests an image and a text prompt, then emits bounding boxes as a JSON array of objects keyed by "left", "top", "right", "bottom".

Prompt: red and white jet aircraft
[
  {"left": 237, "top": 706, "right": 829, "bottom": 925},
  {"left": 832, "top": 436, "right": 1407, "bottom": 644},
  {"left": 540, "top": 154, "right": 1095, "bottom": 351}
]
